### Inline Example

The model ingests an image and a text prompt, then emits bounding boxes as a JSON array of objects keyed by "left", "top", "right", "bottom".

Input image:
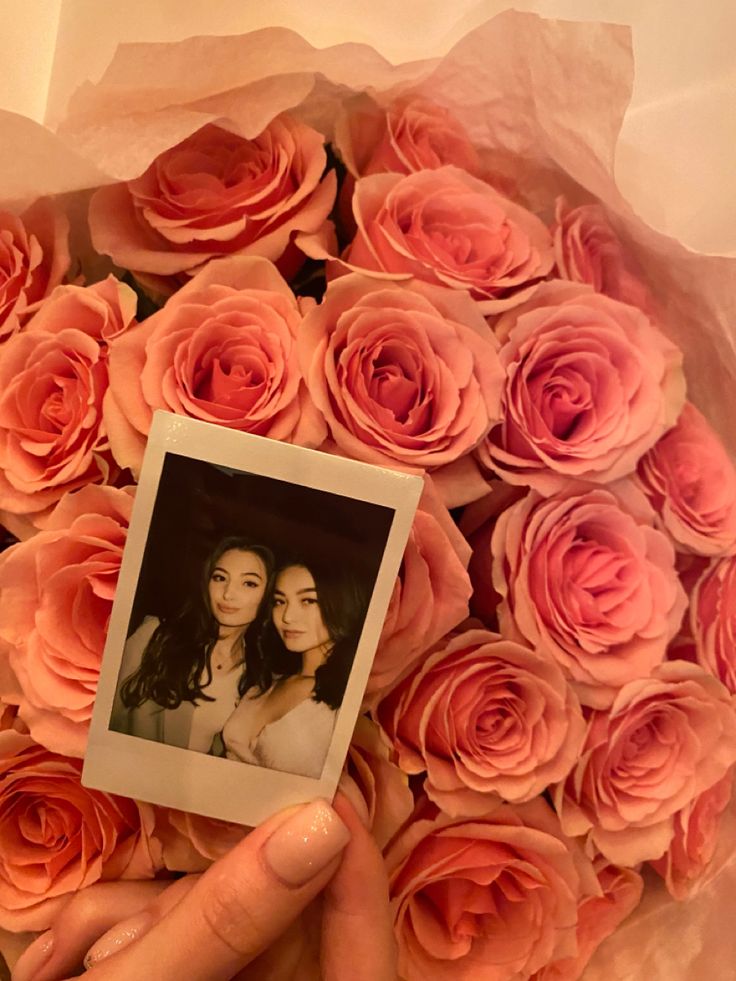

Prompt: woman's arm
[{"left": 108, "top": 617, "right": 160, "bottom": 733}]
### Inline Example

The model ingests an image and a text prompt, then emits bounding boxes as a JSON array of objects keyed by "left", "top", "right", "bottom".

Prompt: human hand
[{"left": 11, "top": 794, "right": 397, "bottom": 981}]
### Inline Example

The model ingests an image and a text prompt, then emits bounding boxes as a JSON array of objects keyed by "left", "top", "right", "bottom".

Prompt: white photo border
[{"left": 83, "top": 411, "right": 423, "bottom": 826}]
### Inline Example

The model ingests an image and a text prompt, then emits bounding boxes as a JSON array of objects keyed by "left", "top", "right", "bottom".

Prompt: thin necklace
[{"left": 213, "top": 643, "right": 241, "bottom": 672}]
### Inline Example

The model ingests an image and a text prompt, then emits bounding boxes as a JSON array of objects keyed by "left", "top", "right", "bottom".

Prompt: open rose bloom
[
  {"left": 0, "top": 10, "right": 735, "bottom": 981},
  {"left": 0, "top": 727, "right": 159, "bottom": 931}
]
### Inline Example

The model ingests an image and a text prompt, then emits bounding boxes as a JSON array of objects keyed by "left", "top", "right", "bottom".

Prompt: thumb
[{"left": 86, "top": 799, "right": 350, "bottom": 981}]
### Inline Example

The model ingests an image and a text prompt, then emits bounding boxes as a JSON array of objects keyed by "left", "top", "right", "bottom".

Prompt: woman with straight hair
[{"left": 111, "top": 536, "right": 274, "bottom": 752}]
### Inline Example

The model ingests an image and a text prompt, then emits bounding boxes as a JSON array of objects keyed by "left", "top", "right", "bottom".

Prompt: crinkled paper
[{"left": 0, "top": 11, "right": 734, "bottom": 979}]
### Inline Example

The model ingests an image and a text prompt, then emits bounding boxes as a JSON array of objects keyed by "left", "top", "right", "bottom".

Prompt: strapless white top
[{"left": 222, "top": 690, "right": 336, "bottom": 779}]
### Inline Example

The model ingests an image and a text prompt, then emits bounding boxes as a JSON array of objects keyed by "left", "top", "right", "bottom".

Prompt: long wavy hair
[
  {"left": 240, "top": 557, "right": 370, "bottom": 711},
  {"left": 120, "top": 537, "right": 274, "bottom": 710}
]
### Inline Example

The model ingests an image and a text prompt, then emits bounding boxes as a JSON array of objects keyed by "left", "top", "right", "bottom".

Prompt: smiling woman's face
[
  {"left": 207, "top": 549, "right": 267, "bottom": 629},
  {"left": 272, "top": 565, "right": 332, "bottom": 655}
]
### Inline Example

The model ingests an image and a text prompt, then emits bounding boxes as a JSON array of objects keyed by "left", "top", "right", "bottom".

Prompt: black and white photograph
[{"left": 83, "top": 412, "right": 422, "bottom": 826}]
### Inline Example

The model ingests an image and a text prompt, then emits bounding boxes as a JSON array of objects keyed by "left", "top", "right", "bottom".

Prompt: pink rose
[
  {"left": 342, "top": 715, "right": 414, "bottom": 850},
  {"left": 153, "top": 807, "right": 248, "bottom": 874},
  {"left": 0, "top": 484, "right": 133, "bottom": 757},
  {"left": 386, "top": 797, "right": 583, "bottom": 981},
  {"left": 26, "top": 274, "right": 138, "bottom": 344},
  {"left": 691, "top": 554, "right": 736, "bottom": 694},
  {"left": 104, "top": 256, "right": 326, "bottom": 474},
  {"left": 335, "top": 95, "right": 481, "bottom": 179},
  {"left": 0, "top": 280, "right": 136, "bottom": 526},
  {"left": 637, "top": 402, "right": 736, "bottom": 557},
  {"left": 534, "top": 855, "right": 643, "bottom": 981},
  {"left": 479, "top": 281, "right": 686, "bottom": 494},
  {"left": 298, "top": 275, "right": 504, "bottom": 475},
  {"left": 0, "top": 199, "right": 70, "bottom": 344},
  {"left": 552, "top": 197, "right": 650, "bottom": 310},
  {"left": 332, "top": 95, "right": 482, "bottom": 243},
  {"left": 650, "top": 769, "right": 734, "bottom": 900},
  {"left": 342, "top": 166, "right": 553, "bottom": 313},
  {"left": 367, "top": 486, "right": 472, "bottom": 699},
  {"left": 89, "top": 118, "right": 336, "bottom": 294},
  {"left": 554, "top": 661, "right": 736, "bottom": 866},
  {"left": 492, "top": 482, "right": 686, "bottom": 707},
  {"left": 0, "top": 731, "right": 159, "bottom": 931},
  {"left": 377, "top": 628, "right": 585, "bottom": 815}
]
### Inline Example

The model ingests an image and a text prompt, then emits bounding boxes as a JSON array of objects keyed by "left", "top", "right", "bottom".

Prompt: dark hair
[
  {"left": 120, "top": 537, "right": 274, "bottom": 710},
  {"left": 241, "top": 557, "right": 369, "bottom": 710}
]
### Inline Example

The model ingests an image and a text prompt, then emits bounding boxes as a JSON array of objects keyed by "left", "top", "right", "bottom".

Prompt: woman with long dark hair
[
  {"left": 110, "top": 536, "right": 274, "bottom": 752},
  {"left": 221, "top": 556, "right": 369, "bottom": 778}
]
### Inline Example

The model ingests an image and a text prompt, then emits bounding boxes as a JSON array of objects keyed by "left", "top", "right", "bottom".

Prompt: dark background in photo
[{"left": 128, "top": 452, "right": 396, "bottom": 635}]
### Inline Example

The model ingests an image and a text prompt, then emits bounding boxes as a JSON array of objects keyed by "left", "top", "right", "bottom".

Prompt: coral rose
[
  {"left": 330, "top": 95, "right": 482, "bottom": 243},
  {"left": 0, "top": 199, "right": 70, "bottom": 344},
  {"left": 376, "top": 628, "right": 585, "bottom": 815},
  {"left": 104, "top": 256, "right": 325, "bottom": 474},
  {"left": 367, "top": 485, "right": 472, "bottom": 699},
  {"left": 342, "top": 715, "right": 414, "bottom": 850},
  {"left": 553, "top": 661, "right": 736, "bottom": 866},
  {"left": 297, "top": 275, "right": 504, "bottom": 477},
  {"left": 335, "top": 94, "right": 481, "bottom": 179},
  {"left": 650, "top": 769, "right": 734, "bottom": 901},
  {"left": 0, "top": 278, "right": 136, "bottom": 524},
  {"left": 492, "top": 482, "right": 686, "bottom": 707},
  {"left": 26, "top": 274, "right": 138, "bottom": 344},
  {"left": 386, "top": 797, "right": 584, "bottom": 981},
  {"left": 691, "top": 554, "right": 736, "bottom": 694},
  {"left": 479, "top": 281, "right": 686, "bottom": 495},
  {"left": 89, "top": 118, "right": 336, "bottom": 294},
  {"left": 552, "top": 197, "right": 650, "bottom": 310},
  {"left": 534, "top": 854, "right": 643, "bottom": 981},
  {"left": 152, "top": 807, "right": 248, "bottom": 873},
  {"left": 0, "top": 730, "right": 159, "bottom": 931},
  {"left": 0, "top": 484, "right": 133, "bottom": 758},
  {"left": 637, "top": 402, "right": 736, "bottom": 557},
  {"left": 342, "top": 166, "right": 553, "bottom": 313}
]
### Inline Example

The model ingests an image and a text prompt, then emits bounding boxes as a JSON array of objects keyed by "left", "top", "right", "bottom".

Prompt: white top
[
  {"left": 187, "top": 667, "right": 241, "bottom": 753},
  {"left": 222, "top": 691, "right": 337, "bottom": 779}
]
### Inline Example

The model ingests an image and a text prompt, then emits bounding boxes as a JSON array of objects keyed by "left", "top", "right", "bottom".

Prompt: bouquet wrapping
[{"left": 1, "top": 10, "right": 735, "bottom": 979}]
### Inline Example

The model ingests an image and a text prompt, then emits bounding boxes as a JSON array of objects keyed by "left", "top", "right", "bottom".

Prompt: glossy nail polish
[
  {"left": 262, "top": 799, "right": 350, "bottom": 887},
  {"left": 83, "top": 910, "right": 153, "bottom": 970},
  {"left": 11, "top": 929, "right": 53, "bottom": 981}
]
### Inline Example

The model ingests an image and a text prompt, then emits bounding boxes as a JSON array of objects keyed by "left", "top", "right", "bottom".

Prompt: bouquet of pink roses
[{"left": 1, "top": 12, "right": 735, "bottom": 980}]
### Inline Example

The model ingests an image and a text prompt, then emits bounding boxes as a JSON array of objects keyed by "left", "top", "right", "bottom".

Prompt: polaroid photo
[{"left": 83, "top": 411, "right": 423, "bottom": 827}]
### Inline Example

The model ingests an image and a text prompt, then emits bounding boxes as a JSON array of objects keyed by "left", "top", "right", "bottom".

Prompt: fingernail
[
  {"left": 337, "top": 778, "right": 372, "bottom": 829},
  {"left": 83, "top": 910, "right": 153, "bottom": 970},
  {"left": 12, "top": 930, "right": 53, "bottom": 981},
  {"left": 262, "top": 799, "right": 350, "bottom": 888}
]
